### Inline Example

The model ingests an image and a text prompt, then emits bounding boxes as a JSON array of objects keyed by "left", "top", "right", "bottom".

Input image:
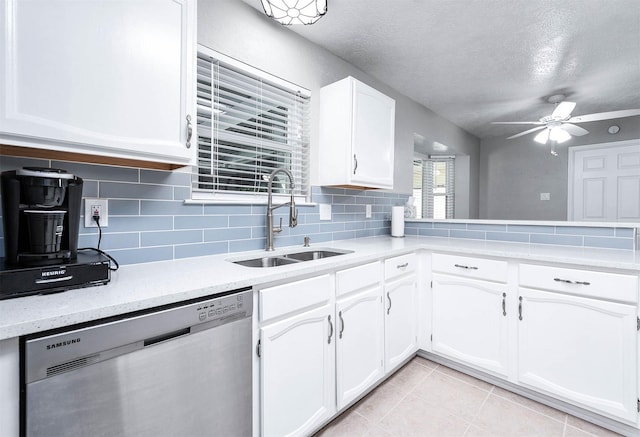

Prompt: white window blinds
[
  {"left": 193, "top": 47, "right": 310, "bottom": 199},
  {"left": 423, "top": 157, "right": 455, "bottom": 219}
]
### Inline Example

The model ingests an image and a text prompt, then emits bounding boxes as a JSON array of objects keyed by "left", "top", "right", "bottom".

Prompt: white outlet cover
[
  {"left": 319, "top": 203, "right": 332, "bottom": 220},
  {"left": 540, "top": 193, "right": 551, "bottom": 201},
  {"left": 84, "top": 198, "right": 109, "bottom": 227},
  {"left": 365, "top": 204, "right": 372, "bottom": 218}
]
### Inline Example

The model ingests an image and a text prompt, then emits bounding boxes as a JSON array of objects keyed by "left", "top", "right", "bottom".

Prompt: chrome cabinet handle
[
  {"left": 353, "top": 154, "right": 358, "bottom": 174},
  {"left": 454, "top": 264, "right": 478, "bottom": 270},
  {"left": 518, "top": 296, "right": 523, "bottom": 321},
  {"left": 328, "top": 315, "right": 333, "bottom": 344},
  {"left": 554, "top": 278, "right": 590, "bottom": 286},
  {"left": 397, "top": 262, "right": 409, "bottom": 269},
  {"left": 386, "top": 292, "right": 392, "bottom": 315},
  {"left": 185, "top": 114, "right": 193, "bottom": 149},
  {"left": 502, "top": 293, "right": 506, "bottom": 316},
  {"left": 338, "top": 311, "right": 344, "bottom": 339}
]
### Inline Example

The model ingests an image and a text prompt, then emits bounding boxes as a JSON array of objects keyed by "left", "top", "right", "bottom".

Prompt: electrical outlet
[
  {"left": 84, "top": 198, "right": 109, "bottom": 227},
  {"left": 365, "top": 204, "right": 372, "bottom": 218},
  {"left": 319, "top": 203, "right": 332, "bottom": 221},
  {"left": 540, "top": 193, "right": 551, "bottom": 201}
]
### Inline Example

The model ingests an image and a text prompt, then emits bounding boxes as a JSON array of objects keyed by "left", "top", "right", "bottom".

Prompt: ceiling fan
[{"left": 492, "top": 95, "right": 640, "bottom": 144}]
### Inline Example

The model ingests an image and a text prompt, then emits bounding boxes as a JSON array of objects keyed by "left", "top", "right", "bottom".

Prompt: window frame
[{"left": 191, "top": 45, "right": 311, "bottom": 204}]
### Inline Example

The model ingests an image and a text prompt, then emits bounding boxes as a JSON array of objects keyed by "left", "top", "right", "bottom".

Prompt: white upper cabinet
[
  {"left": 318, "top": 76, "right": 395, "bottom": 189},
  {"left": 0, "top": 0, "right": 196, "bottom": 166}
]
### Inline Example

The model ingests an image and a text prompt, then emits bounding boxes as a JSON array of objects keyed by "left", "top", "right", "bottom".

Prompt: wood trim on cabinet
[{"left": 0, "top": 144, "right": 185, "bottom": 171}]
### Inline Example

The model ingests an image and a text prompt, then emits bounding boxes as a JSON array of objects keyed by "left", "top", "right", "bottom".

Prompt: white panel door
[
  {"left": 570, "top": 141, "right": 640, "bottom": 221},
  {"left": 384, "top": 275, "right": 418, "bottom": 371},
  {"left": 0, "top": 0, "right": 195, "bottom": 164},
  {"left": 518, "top": 288, "right": 638, "bottom": 422},
  {"left": 336, "top": 286, "right": 384, "bottom": 410},
  {"left": 431, "top": 274, "right": 509, "bottom": 377},
  {"left": 260, "top": 304, "right": 336, "bottom": 437},
  {"left": 351, "top": 80, "right": 395, "bottom": 188}
]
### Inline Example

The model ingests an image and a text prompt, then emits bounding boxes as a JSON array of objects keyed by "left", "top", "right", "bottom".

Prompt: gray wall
[
  {"left": 198, "top": 0, "right": 481, "bottom": 217},
  {"left": 479, "top": 116, "right": 640, "bottom": 220}
]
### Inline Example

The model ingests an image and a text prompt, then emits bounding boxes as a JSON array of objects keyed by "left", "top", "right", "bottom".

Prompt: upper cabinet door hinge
[{"left": 256, "top": 339, "right": 261, "bottom": 358}]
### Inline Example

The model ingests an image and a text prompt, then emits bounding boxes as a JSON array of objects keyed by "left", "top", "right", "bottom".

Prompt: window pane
[{"left": 194, "top": 48, "right": 310, "bottom": 199}]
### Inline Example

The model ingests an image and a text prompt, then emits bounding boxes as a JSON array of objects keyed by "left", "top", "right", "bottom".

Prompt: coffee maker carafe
[{"left": 1, "top": 167, "right": 83, "bottom": 266}]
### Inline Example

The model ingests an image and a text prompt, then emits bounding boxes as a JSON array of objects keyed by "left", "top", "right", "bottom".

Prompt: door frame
[{"left": 567, "top": 139, "right": 640, "bottom": 221}]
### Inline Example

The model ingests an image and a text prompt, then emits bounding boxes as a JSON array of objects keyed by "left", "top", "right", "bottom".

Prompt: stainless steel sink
[
  {"left": 232, "top": 256, "right": 299, "bottom": 268},
  {"left": 283, "top": 250, "right": 350, "bottom": 261},
  {"left": 230, "top": 248, "right": 353, "bottom": 267}
]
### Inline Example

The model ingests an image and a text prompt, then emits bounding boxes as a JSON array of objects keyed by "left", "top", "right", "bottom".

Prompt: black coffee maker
[{"left": 1, "top": 167, "right": 83, "bottom": 266}]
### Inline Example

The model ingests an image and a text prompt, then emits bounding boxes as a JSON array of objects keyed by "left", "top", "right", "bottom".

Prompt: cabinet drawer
[
  {"left": 432, "top": 253, "right": 508, "bottom": 283},
  {"left": 519, "top": 264, "right": 638, "bottom": 303},
  {"left": 336, "top": 262, "right": 382, "bottom": 297},
  {"left": 260, "top": 275, "right": 332, "bottom": 322},
  {"left": 384, "top": 253, "right": 417, "bottom": 280}
]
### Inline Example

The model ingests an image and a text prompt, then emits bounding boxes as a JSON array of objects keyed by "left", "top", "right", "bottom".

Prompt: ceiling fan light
[
  {"left": 549, "top": 127, "right": 571, "bottom": 143},
  {"left": 262, "top": 0, "right": 327, "bottom": 25},
  {"left": 534, "top": 129, "right": 550, "bottom": 144}
]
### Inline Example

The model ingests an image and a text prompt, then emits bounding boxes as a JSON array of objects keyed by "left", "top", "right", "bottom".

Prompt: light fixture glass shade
[
  {"left": 534, "top": 128, "right": 550, "bottom": 144},
  {"left": 261, "top": 0, "right": 327, "bottom": 25},
  {"left": 549, "top": 126, "right": 571, "bottom": 143}
]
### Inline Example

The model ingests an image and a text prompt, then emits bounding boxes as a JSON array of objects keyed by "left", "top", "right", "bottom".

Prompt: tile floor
[{"left": 315, "top": 356, "right": 623, "bottom": 437}]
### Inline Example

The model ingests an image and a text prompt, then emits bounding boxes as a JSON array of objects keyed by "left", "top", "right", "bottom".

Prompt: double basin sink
[{"left": 231, "top": 248, "right": 353, "bottom": 268}]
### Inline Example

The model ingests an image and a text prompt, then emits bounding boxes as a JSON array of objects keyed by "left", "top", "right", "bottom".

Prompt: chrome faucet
[{"left": 266, "top": 168, "right": 298, "bottom": 251}]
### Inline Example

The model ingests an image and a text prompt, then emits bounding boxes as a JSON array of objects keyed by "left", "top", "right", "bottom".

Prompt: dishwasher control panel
[{"left": 196, "top": 292, "right": 247, "bottom": 322}]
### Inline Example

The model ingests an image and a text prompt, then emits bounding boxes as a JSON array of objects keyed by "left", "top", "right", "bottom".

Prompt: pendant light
[{"left": 261, "top": 0, "right": 327, "bottom": 25}]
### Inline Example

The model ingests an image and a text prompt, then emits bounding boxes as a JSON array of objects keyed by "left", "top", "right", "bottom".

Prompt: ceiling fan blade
[
  {"left": 533, "top": 128, "right": 550, "bottom": 144},
  {"left": 506, "top": 126, "right": 546, "bottom": 139},
  {"left": 491, "top": 121, "right": 544, "bottom": 125},
  {"left": 561, "top": 123, "right": 589, "bottom": 136},
  {"left": 552, "top": 101, "right": 576, "bottom": 119},
  {"left": 569, "top": 109, "right": 640, "bottom": 123}
]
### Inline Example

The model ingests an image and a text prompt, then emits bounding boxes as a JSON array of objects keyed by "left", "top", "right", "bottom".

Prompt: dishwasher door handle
[{"left": 144, "top": 327, "right": 191, "bottom": 347}]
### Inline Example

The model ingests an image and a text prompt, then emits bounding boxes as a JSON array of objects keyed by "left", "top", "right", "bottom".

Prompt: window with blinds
[
  {"left": 193, "top": 46, "right": 310, "bottom": 201},
  {"left": 413, "top": 157, "right": 455, "bottom": 219}
]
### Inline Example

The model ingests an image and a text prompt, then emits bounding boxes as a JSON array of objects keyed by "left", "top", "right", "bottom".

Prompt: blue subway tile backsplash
[{"left": 0, "top": 157, "right": 637, "bottom": 264}]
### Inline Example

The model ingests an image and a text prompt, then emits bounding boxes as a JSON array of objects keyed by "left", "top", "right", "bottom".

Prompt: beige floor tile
[
  {"left": 378, "top": 393, "right": 470, "bottom": 437},
  {"left": 314, "top": 410, "right": 372, "bottom": 437},
  {"left": 385, "top": 359, "right": 435, "bottom": 394},
  {"left": 413, "top": 370, "right": 490, "bottom": 421},
  {"left": 565, "top": 415, "right": 623, "bottom": 436},
  {"left": 473, "top": 393, "right": 565, "bottom": 436},
  {"left": 462, "top": 424, "right": 497, "bottom": 436},
  {"left": 352, "top": 380, "right": 407, "bottom": 425},
  {"left": 412, "top": 356, "right": 439, "bottom": 370},
  {"left": 434, "top": 365, "right": 494, "bottom": 392},
  {"left": 491, "top": 386, "right": 567, "bottom": 423},
  {"left": 564, "top": 424, "right": 603, "bottom": 437}
]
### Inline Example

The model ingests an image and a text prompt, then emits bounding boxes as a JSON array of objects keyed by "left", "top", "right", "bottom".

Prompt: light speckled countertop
[{"left": 2, "top": 236, "right": 639, "bottom": 340}]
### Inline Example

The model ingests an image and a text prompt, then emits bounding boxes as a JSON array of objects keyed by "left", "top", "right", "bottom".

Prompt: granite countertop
[{"left": 1, "top": 236, "right": 639, "bottom": 340}]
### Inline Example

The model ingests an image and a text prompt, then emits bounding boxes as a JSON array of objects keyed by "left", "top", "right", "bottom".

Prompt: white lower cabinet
[
  {"left": 260, "top": 303, "right": 335, "bottom": 437},
  {"left": 336, "top": 279, "right": 384, "bottom": 409},
  {"left": 384, "top": 254, "right": 418, "bottom": 371},
  {"left": 430, "top": 253, "right": 510, "bottom": 377},
  {"left": 258, "top": 275, "right": 335, "bottom": 437},
  {"left": 431, "top": 274, "right": 509, "bottom": 377},
  {"left": 518, "top": 288, "right": 638, "bottom": 423}
]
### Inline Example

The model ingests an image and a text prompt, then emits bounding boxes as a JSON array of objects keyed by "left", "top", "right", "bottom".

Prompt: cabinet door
[
  {"left": 260, "top": 304, "right": 336, "bottom": 437},
  {"left": 518, "top": 288, "right": 638, "bottom": 423},
  {"left": 351, "top": 80, "right": 395, "bottom": 188},
  {"left": 0, "top": 0, "right": 195, "bottom": 165},
  {"left": 431, "top": 274, "right": 509, "bottom": 377},
  {"left": 336, "top": 286, "right": 384, "bottom": 410},
  {"left": 384, "top": 275, "right": 418, "bottom": 371}
]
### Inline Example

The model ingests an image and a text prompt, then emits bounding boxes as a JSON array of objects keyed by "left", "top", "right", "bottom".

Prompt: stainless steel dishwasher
[{"left": 22, "top": 288, "right": 253, "bottom": 437}]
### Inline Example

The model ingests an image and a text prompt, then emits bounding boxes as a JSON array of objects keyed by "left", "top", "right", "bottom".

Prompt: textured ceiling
[{"left": 245, "top": 0, "right": 640, "bottom": 140}]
